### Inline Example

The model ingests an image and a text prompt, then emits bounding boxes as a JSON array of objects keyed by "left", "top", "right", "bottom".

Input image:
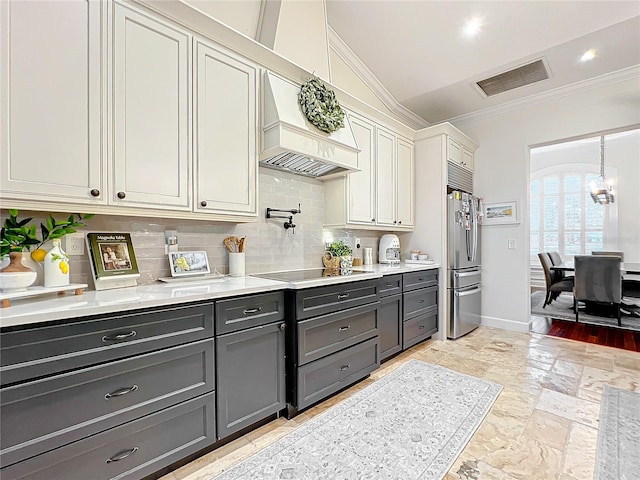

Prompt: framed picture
[
  {"left": 168, "top": 251, "right": 210, "bottom": 277},
  {"left": 482, "top": 201, "right": 519, "bottom": 225},
  {"left": 86, "top": 233, "right": 140, "bottom": 279}
]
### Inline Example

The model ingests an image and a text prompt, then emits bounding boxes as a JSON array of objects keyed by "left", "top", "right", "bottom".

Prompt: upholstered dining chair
[
  {"left": 573, "top": 255, "right": 622, "bottom": 325},
  {"left": 591, "top": 251, "right": 640, "bottom": 298},
  {"left": 538, "top": 253, "right": 574, "bottom": 308},
  {"left": 548, "top": 251, "right": 573, "bottom": 281}
]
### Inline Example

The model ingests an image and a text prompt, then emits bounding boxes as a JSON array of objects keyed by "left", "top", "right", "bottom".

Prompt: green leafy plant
[
  {"left": 327, "top": 240, "right": 352, "bottom": 257},
  {"left": 1, "top": 209, "right": 94, "bottom": 258}
]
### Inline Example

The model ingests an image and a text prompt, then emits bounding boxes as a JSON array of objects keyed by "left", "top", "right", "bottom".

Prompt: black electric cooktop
[{"left": 252, "top": 268, "right": 368, "bottom": 282}]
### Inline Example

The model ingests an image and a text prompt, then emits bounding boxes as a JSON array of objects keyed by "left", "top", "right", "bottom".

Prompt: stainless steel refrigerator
[{"left": 447, "top": 190, "right": 481, "bottom": 339}]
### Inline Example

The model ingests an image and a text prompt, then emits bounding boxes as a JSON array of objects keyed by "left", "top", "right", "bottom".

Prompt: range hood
[{"left": 260, "top": 72, "right": 360, "bottom": 179}]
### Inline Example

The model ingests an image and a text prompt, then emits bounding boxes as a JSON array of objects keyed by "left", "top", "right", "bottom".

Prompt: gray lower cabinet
[
  {"left": 402, "top": 270, "right": 439, "bottom": 349},
  {"left": 377, "top": 274, "right": 403, "bottom": 361},
  {"left": 289, "top": 281, "right": 380, "bottom": 414},
  {"left": 0, "top": 302, "right": 216, "bottom": 480},
  {"left": 215, "top": 292, "right": 286, "bottom": 440},
  {"left": 1, "top": 394, "right": 216, "bottom": 480}
]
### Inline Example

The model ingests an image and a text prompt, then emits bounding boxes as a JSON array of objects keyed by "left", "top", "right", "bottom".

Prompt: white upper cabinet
[
  {"left": 324, "top": 112, "right": 414, "bottom": 231},
  {"left": 396, "top": 137, "right": 414, "bottom": 227},
  {"left": 0, "top": 0, "right": 105, "bottom": 205},
  {"left": 347, "top": 113, "right": 376, "bottom": 225},
  {"left": 112, "top": 2, "right": 191, "bottom": 210},
  {"left": 447, "top": 137, "right": 473, "bottom": 171},
  {"left": 375, "top": 127, "right": 397, "bottom": 227},
  {"left": 194, "top": 40, "right": 257, "bottom": 217}
]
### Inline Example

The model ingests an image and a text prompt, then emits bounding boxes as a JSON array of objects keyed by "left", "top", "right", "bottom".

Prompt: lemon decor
[
  {"left": 298, "top": 77, "right": 345, "bottom": 134},
  {"left": 44, "top": 239, "right": 70, "bottom": 287}
]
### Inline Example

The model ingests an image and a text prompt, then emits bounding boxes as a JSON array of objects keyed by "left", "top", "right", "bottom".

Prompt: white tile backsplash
[{"left": 4, "top": 168, "right": 392, "bottom": 287}]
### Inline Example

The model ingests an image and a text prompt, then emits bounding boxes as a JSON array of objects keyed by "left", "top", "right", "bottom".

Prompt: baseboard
[{"left": 481, "top": 315, "right": 531, "bottom": 333}]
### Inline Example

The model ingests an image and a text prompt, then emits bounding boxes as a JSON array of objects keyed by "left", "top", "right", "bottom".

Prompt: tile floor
[{"left": 160, "top": 326, "right": 640, "bottom": 480}]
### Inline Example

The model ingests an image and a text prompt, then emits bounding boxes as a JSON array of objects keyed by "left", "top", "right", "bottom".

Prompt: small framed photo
[
  {"left": 482, "top": 201, "right": 519, "bottom": 225},
  {"left": 168, "top": 251, "right": 211, "bottom": 277}
]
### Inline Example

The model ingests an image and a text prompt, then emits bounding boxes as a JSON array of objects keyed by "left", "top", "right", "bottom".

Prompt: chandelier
[{"left": 589, "top": 136, "right": 615, "bottom": 205}]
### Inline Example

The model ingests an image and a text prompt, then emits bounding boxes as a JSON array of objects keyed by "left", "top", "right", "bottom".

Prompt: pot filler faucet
[{"left": 266, "top": 203, "right": 301, "bottom": 234}]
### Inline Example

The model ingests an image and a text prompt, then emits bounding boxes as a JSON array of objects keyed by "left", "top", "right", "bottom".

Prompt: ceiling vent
[{"left": 476, "top": 59, "right": 549, "bottom": 97}]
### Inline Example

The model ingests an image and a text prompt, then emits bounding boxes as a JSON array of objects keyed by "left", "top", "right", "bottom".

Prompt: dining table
[{"left": 550, "top": 261, "right": 640, "bottom": 275}]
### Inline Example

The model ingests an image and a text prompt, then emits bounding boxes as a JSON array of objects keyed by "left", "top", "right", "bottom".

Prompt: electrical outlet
[
  {"left": 65, "top": 233, "right": 85, "bottom": 256},
  {"left": 508, "top": 239, "right": 516, "bottom": 250}
]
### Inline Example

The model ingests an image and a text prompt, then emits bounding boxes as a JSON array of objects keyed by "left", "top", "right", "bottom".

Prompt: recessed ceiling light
[
  {"left": 463, "top": 17, "right": 483, "bottom": 38},
  {"left": 580, "top": 49, "right": 597, "bottom": 62}
]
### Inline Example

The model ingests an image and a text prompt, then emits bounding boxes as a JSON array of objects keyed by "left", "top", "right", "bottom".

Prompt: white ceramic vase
[{"left": 44, "top": 239, "right": 70, "bottom": 287}]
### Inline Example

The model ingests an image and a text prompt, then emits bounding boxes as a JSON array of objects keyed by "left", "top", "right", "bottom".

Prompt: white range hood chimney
[{"left": 260, "top": 72, "right": 360, "bottom": 179}]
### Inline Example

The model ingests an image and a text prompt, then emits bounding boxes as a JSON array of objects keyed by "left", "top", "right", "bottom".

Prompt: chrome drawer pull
[
  {"left": 338, "top": 325, "right": 351, "bottom": 332},
  {"left": 337, "top": 293, "right": 350, "bottom": 300},
  {"left": 280, "top": 323, "right": 286, "bottom": 331},
  {"left": 243, "top": 307, "right": 262, "bottom": 315},
  {"left": 105, "top": 446, "right": 138, "bottom": 464},
  {"left": 418, "top": 278, "right": 425, "bottom": 282},
  {"left": 105, "top": 385, "right": 139, "bottom": 400},
  {"left": 384, "top": 283, "right": 394, "bottom": 288},
  {"left": 339, "top": 364, "right": 350, "bottom": 371},
  {"left": 418, "top": 299, "right": 425, "bottom": 303},
  {"left": 418, "top": 325, "right": 425, "bottom": 330},
  {"left": 102, "top": 331, "right": 136, "bottom": 342}
]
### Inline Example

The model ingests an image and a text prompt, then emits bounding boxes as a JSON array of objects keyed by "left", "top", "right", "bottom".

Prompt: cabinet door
[
  {"left": 447, "top": 137, "right": 462, "bottom": 166},
  {"left": 347, "top": 113, "right": 376, "bottom": 225},
  {"left": 112, "top": 2, "right": 191, "bottom": 209},
  {"left": 216, "top": 322, "right": 285, "bottom": 439},
  {"left": 462, "top": 147, "right": 474, "bottom": 171},
  {"left": 194, "top": 41, "right": 257, "bottom": 216},
  {"left": 396, "top": 136, "right": 414, "bottom": 227},
  {"left": 379, "top": 294, "right": 402, "bottom": 361},
  {"left": 375, "top": 127, "right": 396, "bottom": 226},
  {"left": 0, "top": 0, "right": 105, "bottom": 204}
]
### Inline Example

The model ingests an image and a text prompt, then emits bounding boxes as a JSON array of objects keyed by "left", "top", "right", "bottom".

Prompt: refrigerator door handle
[
  {"left": 471, "top": 199, "right": 478, "bottom": 262},
  {"left": 455, "top": 287, "right": 482, "bottom": 297},
  {"left": 454, "top": 271, "right": 480, "bottom": 277}
]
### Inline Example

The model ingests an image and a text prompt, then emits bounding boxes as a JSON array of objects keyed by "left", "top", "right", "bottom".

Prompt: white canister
[
  {"left": 229, "top": 252, "right": 245, "bottom": 277},
  {"left": 363, "top": 248, "right": 373, "bottom": 265},
  {"left": 44, "top": 239, "right": 70, "bottom": 287}
]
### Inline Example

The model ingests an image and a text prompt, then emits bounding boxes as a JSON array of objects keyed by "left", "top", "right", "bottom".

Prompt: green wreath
[{"left": 298, "top": 78, "right": 345, "bottom": 134}]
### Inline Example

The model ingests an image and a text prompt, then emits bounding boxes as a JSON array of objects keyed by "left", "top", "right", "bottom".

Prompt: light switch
[{"left": 508, "top": 239, "right": 516, "bottom": 250}]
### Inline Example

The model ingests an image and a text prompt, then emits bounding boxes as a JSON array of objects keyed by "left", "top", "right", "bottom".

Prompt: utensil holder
[{"left": 229, "top": 253, "right": 245, "bottom": 277}]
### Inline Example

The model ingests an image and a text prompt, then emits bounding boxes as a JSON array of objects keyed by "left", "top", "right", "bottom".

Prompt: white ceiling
[{"left": 325, "top": 1, "right": 640, "bottom": 124}]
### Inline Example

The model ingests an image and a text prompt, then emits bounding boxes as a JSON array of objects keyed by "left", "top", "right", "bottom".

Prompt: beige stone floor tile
[
  {"left": 579, "top": 365, "right": 640, "bottom": 398},
  {"left": 448, "top": 453, "right": 519, "bottom": 479},
  {"left": 171, "top": 438, "right": 257, "bottom": 480},
  {"left": 536, "top": 388, "right": 600, "bottom": 428},
  {"left": 525, "top": 347, "right": 559, "bottom": 365},
  {"left": 490, "top": 389, "right": 539, "bottom": 420},
  {"left": 408, "top": 346, "right": 450, "bottom": 364},
  {"left": 425, "top": 340, "right": 482, "bottom": 358},
  {"left": 521, "top": 409, "right": 571, "bottom": 451},
  {"left": 435, "top": 352, "right": 494, "bottom": 377},
  {"left": 576, "top": 386, "right": 603, "bottom": 403},
  {"left": 562, "top": 422, "right": 598, "bottom": 480},
  {"left": 552, "top": 359, "right": 584, "bottom": 378},
  {"left": 612, "top": 352, "right": 640, "bottom": 374},
  {"left": 556, "top": 350, "right": 615, "bottom": 372},
  {"left": 481, "top": 436, "right": 564, "bottom": 480}
]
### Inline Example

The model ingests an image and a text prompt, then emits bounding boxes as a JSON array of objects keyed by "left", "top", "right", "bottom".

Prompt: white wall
[{"left": 455, "top": 75, "right": 640, "bottom": 331}]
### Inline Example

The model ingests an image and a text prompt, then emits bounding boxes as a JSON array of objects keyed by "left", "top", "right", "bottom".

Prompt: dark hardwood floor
[{"left": 530, "top": 316, "right": 640, "bottom": 352}]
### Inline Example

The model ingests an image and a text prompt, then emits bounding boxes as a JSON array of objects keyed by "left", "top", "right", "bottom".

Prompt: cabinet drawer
[
  {"left": 378, "top": 294, "right": 402, "bottom": 362},
  {"left": 0, "top": 394, "right": 216, "bottom": 480},
  {"left": 403, "top": 286, "right": 437, "bottom": 320},
  {"left": 403, "top": 309, "right": 438, "bottom": 350},
  {"left": 294, "top": 279, "right": 379, "bottom": 320},
  {"left": 216, "top": 291, "right": 284, "bottom": 335},
  {"left": 297, "top": 337, "right": 379, "bottom": 410},
  {"left": 298, "top": 303, "right": 378, "bottom": 365},
  {"left": 1, "top": 303, "right": 214, "bottom": 386},
  {"left": 378, "top": 274, "right": 402, "bottom": 297},
  {"left": 1, "top": 339, "right": 214, "bottom": 468},
  {"left": 403, "top": 270, "right": 438, "bottom": 292}
]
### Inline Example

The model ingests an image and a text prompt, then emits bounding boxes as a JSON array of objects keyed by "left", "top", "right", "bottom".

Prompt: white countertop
[{"left": 0, "top": 262, "right": 440, "bottom": 329}]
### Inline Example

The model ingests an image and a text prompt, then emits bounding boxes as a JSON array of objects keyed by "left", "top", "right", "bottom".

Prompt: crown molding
[
  {"left": 327, "top": 27, "right": 428, "bottom": 130},
  {"left": 450, "top": 65, "right": 640, "bottom": 126}
]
